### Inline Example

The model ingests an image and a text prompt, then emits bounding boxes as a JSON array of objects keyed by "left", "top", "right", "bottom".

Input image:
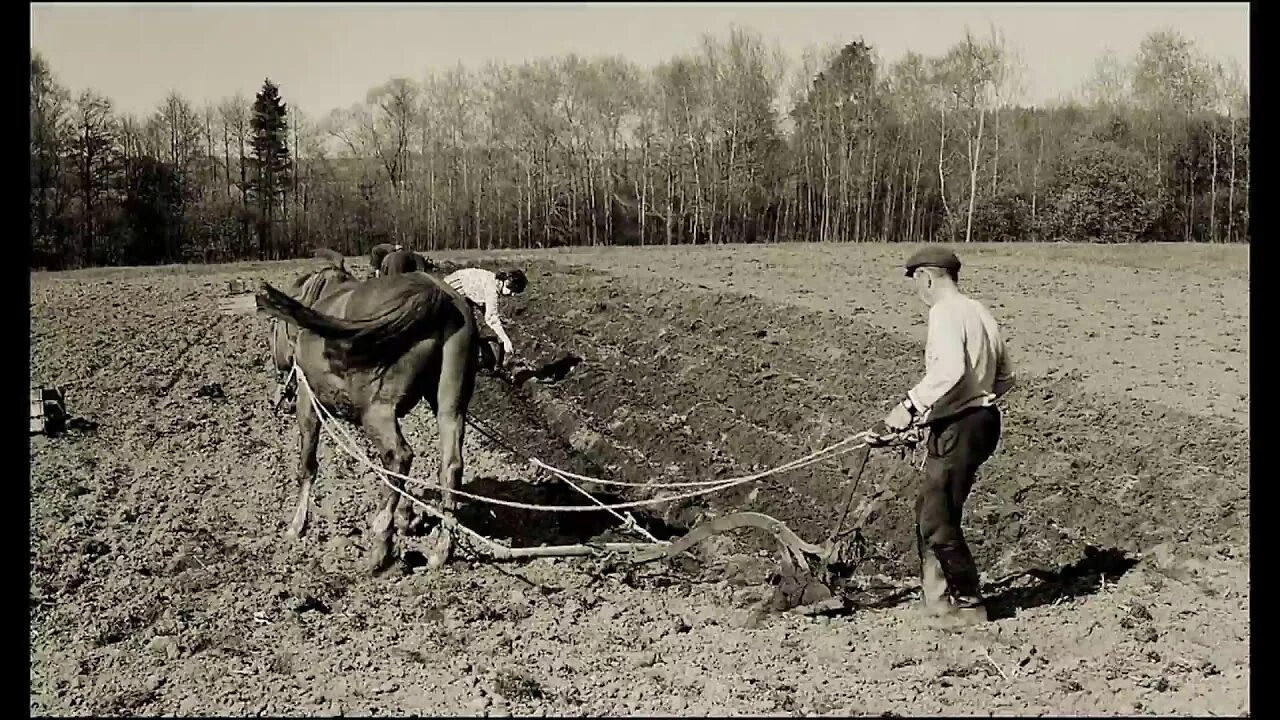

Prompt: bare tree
[
  {"left": 29, "top": 25, "right": 1251, "bottom": 270},
  {"left": 1219, "top": 58, "right": 1247, "bottom": 244},
  {"left": 219, "top": 93, "right": 252, "bottom": 252},
  {"left": 68, "top": 90, "right": 117, "bottom": 264},
  {"left": 938, "top": 28, "right": 1002, "bottom": 243},
  {"left": 1081, "top": 47, "right": 1132, "bottom": 111}
]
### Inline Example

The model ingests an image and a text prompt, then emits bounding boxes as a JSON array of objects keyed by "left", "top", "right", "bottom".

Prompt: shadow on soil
[
  {"left": 447, "top": 352, "right": 680, "bottom": 549},
  {"left": 479, "top": 352, "right": 586, "bottom": 388},
  {"left": 511, "top": 353, "right": 585, "bottom": 387},
  {"left": 983, "top": 545, "right": 1140, "bottom": 620},
  {"left": 842, "top": 545, "right": 1139, "bottom": 618},
  {"left": 38, "top": 417, "right": 101, "bottom": 439},
  {"left": 449, "top": 479, "right": 683, "bottom": 549}
]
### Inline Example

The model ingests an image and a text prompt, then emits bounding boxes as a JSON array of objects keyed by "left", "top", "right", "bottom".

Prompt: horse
[
  {"left": 255, "top": 268, "right": 480, "bottom": 574},
  {"left": 380, "top": 248, "right": 434, "bottom": 276},
  {"left": 268, "top": 249, "right": 358, "bottom": 413},
  {"left": 369, "top": 243, "right": 398, "bottom": 277}
]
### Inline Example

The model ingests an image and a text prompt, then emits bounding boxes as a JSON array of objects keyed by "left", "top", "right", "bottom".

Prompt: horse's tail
[
  {"left": 256, "top": 281, "right": 373, "bottom": 340},
  {"left": 255, "top": 276, "right": 464, "bottom": 365},
  {"left": 312, "top": 247, "right": 346, "bottom": 270}
]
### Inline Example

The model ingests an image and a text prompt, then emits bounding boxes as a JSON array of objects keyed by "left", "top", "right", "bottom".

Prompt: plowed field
[{"left": 30, "top": 243, "right": 1249, "bottom": 716}]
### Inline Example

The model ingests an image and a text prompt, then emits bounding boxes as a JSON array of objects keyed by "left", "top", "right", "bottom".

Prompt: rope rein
[
  {"left": 467, "top": 400, "right": 877, "bottom": 489},
  {"left": 294, "top": 365, "right": 875, "bottom": 514}
]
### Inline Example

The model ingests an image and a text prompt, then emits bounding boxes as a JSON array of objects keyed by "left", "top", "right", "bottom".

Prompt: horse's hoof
[
  {"left": 424, "top": 525, "right": 455, "bottom": 568},
  {"left": 285, "top": 515, "right": 308, "bottom": 540},
  {"left": 366, "top": 544, "right": 394, "bottom": 575},
  {"left": 427, "top": 535, "right": 453, "bottom": 568}
]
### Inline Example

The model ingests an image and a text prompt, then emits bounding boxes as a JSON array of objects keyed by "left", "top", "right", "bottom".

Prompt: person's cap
[{"left": 904, "top": 246, "right": 961, "bottom": 277}]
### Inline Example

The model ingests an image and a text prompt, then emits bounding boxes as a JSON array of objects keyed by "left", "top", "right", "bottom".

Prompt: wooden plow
[
  {"left": 626, "top": 427, "right": 921, "bottom": 614},
  {"left": 445, "top": 416, "right": 925, "bottom": 615},
  {"left": 296, "top": 354, "right": 926, "bottom": 614}
]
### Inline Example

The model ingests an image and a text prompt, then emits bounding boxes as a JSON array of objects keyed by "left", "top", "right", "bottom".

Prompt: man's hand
[{"left": 883, "top": 401, "right": 914, "bottom": 432}]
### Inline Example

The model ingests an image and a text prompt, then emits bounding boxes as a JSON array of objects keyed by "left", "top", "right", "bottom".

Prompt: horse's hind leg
[
  {"left": 395, "top": 461, "right": 428, "bottom": 538},
  {"left": 362, "top": 405, "right": 414, "bottom": 574},
  {"left": 426, "top": 331, "right": 477, "bottom": 569},
  {"left": 398, "top": 384, "right": 439, "bottom": 538},
  {"left": 287, "top": 384, "right": 320, "bottom": 539}
]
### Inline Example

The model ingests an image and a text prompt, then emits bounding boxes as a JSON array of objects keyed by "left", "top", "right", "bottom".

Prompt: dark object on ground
[
  {"left": 30, "top": 387, "right": 67, "bottom": 436},
  {"left": 65, "top": 418, "right": 100, "bottom": 434},
  {"left": 512, "top": 354, "right": 584, "bottom": 387},
  {"left": 30, "top": 387, "right": 99, "bottom": 438},
  {"left": 292, "top": 595, "right": 331, "bottom": 615},
  {"left": 196, "top": 383, "right": 226, "bottom": 399}
]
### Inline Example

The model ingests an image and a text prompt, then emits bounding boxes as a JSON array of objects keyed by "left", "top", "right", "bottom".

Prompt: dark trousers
[
  {"left": 464, "top": 299, "right": 505, "bottom": 371},
  {"left": 916, "top": 404, "right": 1002, "bottom": 603},
  {"left": 478, "top": 335, "right": 505, "bottom": 371}
]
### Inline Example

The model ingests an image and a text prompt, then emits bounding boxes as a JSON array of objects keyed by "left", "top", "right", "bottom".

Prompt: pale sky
[{"left": 32, "top": 2, "right": 1249, "bottom": 120}]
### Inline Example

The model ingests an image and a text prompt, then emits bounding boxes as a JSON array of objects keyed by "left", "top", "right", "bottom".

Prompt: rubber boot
[
  {"left": 931, "top": 601, "right": 988, "bottom": 629},
  {"left": 920, "top": 550, "right": 951, "bottom": 615},
  {"left": 921, "top": 550, "right": 988, "bottom": 629}
]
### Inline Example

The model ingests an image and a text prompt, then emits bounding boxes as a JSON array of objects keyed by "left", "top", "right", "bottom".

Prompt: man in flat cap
[{"left": 882, "top": 245, "right": 1017, "bottom": 628}]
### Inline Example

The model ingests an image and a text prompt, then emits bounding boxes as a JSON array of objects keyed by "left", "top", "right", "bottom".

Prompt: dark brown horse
[
  {"left": 255, "top": 268, "right": 479, "bottom": 574},
  {"left": 379, "top": 248, "right": 434, "bottom": 276},
  {"left": 268, "top": 249, "right": 357, "bottom": 412}
]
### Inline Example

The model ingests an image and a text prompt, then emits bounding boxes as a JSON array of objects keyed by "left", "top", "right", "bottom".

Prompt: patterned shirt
[
  {"left": 445, "top": 268, "right": 513, "bottom": 354},
  {"left": 908, "top": 292, "right": 1016, "bottom": 423}
]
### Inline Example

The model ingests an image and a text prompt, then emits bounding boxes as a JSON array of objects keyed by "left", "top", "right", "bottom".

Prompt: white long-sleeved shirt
[
  {"left": 907, "top": 292, "right": 1016, "bottom": 423},
  {"left": 445, "top": 268, "right": 514, "bottom": 354}
]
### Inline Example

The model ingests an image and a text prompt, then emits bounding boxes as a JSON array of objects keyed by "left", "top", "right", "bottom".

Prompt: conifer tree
[{"left": 249, "top": 78, "right": 291, "bottom": 256}]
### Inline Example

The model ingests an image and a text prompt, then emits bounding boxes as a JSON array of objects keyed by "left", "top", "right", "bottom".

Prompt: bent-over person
[
  {"left": 444, "top": 267, "right": 527, "bottom": 370},
  {"left": 882, "top": 246, "right": 1016, "bottom": 629}
]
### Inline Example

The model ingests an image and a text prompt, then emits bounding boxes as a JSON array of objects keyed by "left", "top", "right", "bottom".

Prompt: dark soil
[{"left": 29, "top": 248, "right": 1249, "bottom": 716}]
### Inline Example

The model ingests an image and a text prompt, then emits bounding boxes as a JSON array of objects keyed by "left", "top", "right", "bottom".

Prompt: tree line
[{"left": 30, "top": 25, "right": 1249, "bottom": 270}]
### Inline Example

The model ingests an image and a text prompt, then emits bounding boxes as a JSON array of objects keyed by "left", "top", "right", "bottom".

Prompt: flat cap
[{"left": 903, "top": 245, "right": 961, "bottom": 277}]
